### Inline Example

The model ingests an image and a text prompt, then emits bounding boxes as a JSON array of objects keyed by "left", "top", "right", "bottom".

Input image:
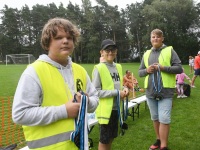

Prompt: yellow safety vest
[
  {"left": 93, "top": 63, "right": 123, "bottom": 124},
  {"left": 23, "top": 60, "right": 86, "bottom": 150},
  {"left": 143, "top": 46, "right": 175, "bottom": 88}
]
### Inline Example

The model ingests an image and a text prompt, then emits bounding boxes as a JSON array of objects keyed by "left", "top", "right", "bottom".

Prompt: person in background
[
  {"left": 100, "top": 51, "right": 106, "bottom": 63},
  {"left": 92, "top": 39, "right": 129, "bottom": 150},
  {"left": 12, "top": 18, "right": 99, "bottom": 150},
  {"left": 138, "top": 29, "right": 182, "bottom": 150},
  {"left": 123, "top": 70, "right": 144, "bottom": 92},
  {"left": 176, "top": 68, "right": 191, "bottom": 98},
  {"left": 189, "top": 56, "right": 194, "bottom": 75},
  {"left": 190, "top": 51, "right": 200, "bottom": 88}
]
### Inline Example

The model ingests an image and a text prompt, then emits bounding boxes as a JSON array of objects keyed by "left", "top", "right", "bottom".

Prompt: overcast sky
[
  {"left": 0, "top": 0, "right": 145, "bottom": 10},
  {"left": 1, "top": 0, "right": 200, "bottom": 11}
]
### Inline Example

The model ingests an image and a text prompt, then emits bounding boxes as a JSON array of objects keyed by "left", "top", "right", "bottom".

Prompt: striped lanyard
[
  {"left": 70, "top": 92, "right": 88, "bottom": 150},
  {"left": 151, "top": 65, "right": 162, "bottom": 94},
  {"left": 122, "top": 96, "right": 129, "bottom": 121},
  {"left": 116, "top": 90, "right": 128, "bottom": 132}
]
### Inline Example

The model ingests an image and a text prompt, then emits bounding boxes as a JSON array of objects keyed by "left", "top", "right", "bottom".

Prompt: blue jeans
[{"left": 147, "top": 97, "right": 173, "bottom": 124}]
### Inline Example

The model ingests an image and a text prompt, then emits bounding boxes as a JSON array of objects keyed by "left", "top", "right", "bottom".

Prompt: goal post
[{"left": 6, "top": 54, "right": 35, "bottom": 66}]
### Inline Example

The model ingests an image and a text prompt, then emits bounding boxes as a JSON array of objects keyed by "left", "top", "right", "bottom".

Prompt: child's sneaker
[
  {"left": 149, "top": 139, "right": 160, "bottom": 150},
  {"left": 177, "top": 95, "right": 181, "bottom": 98},
  {"left": 191, "top": 85, "right": 196, "bottom": 88},
  {"left": 181, "top": 95, "right": 187, "bottom": 98}
]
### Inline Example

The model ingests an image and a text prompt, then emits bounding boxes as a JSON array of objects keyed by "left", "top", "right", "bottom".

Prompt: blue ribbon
[
  {"left": 116, "top": 91, "right": 128, "bottom": 135},
  {"left": 116, "top": 90, "right": 125, "bottom": 128},
  {"left": 71, "top": 92, "right": 88, "bottom": 150},
  {"left": 122, "top": 96, "right": 129, "bottom": 121},
  {"left": 151, "top": 65, "right": 162, "bottom": 94}
]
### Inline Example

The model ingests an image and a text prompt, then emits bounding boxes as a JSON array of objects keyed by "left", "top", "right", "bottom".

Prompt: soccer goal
[{"left": 6, "top": 54, "right": 35, "bottom": 65}]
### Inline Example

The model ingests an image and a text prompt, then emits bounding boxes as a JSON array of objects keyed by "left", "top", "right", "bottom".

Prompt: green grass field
[{"left": 0, "top": 63, "right": 200, "bottom": 149}]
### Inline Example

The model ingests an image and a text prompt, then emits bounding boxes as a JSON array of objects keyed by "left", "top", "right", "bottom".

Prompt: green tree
[
  {"left": 31, "top": 4, "right": 50, "bottom": 57},
  {"left": 125, "top": 2, "right": 145, "bottom": 61},
  {"left": 0, "top": 5, "right": 21, "bottom": 55},
  {"left": 0, "top": 0, "right": 200, "bottom": 63},
  {"left": 20, "top": 5, "right": 34, "bottom": 54},
  {"left": 141, "top": 0, "right": 198, "bottom": 62}
]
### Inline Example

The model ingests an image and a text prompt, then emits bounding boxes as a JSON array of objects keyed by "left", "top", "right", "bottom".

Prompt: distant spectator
[
  {"left": 99, "top": 51, "right": 106, "bottom": 63},
  {"left": 189, "top": 56, "right": 194, "bottom": 74},
  {"left": 191, "top": 51, "right": 200, "bottom": 88},
  {"left": 123, "top": 70, "right": 144, "bottom": 92},
  {"left": 176, "top": 68, "right": 191, "bottom": 98}
]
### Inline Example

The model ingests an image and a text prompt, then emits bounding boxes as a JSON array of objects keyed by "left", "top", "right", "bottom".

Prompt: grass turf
[{"left": 0, "top": 63, "right": 199, "bottom": 149}]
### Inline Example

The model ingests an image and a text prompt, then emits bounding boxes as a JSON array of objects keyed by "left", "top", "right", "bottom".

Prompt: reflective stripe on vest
[
  {"left": 27, "top": 131, "right": 72, "bottom": 149},
  {"left": 143, "top": 46, "right": 175, "bottom": 88},
  {"left": 24, "top": 60, "right": 86, "bottom": 150},
  {"left": 93, "top": 63, "right": 123, "bottom": 124}
]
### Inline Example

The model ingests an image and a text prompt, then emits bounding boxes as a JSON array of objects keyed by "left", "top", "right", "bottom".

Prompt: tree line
[{"left": 0, "top": 0, "right": 200, "bottom": 64}]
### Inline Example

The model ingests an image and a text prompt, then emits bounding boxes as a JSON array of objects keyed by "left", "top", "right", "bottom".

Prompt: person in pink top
[
  {"left": 191, "top": 51, "right": 200, "bottom": 87},
  {"left": 176, "top": 68, "right": 191, "bottom": 98}
]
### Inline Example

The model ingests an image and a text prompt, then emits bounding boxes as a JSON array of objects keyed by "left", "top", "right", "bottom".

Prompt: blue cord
[
  {"left": 151, "top": 65, "right": 162, "bottom": 94},
  {"left": 117, "top": 90, "right": 125, "bottom": 128},
  {"left": 126, "top": 96, "right": 128, "bottom": 120},
  {"left": 71, "top": 92, "right": 87, "bottom": 150},
  {"left": 122, "top": 96, "right": 128, "bottom": 121}
]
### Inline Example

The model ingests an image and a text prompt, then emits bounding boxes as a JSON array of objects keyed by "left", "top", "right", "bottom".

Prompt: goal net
[{"left": 6, "top": 54, "right": 35, "bottom": 65}]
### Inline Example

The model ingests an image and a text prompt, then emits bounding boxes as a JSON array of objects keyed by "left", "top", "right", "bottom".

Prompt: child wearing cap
[{"left": 92, "top": 39, "right": 129, "bottom": 150}]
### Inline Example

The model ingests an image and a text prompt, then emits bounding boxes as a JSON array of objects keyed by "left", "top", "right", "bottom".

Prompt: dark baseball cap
[{"left": 101, "top": 39, "right": 116, "bottom": 50}]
